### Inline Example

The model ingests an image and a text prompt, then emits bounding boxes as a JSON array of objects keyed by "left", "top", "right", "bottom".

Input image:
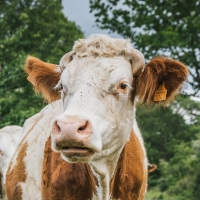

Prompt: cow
[
  {"left": 0, "top": 126, "right": 23, "bottom": 199},
  {"left": 6, "top": 34, "right": 188, "bottom": 200}
]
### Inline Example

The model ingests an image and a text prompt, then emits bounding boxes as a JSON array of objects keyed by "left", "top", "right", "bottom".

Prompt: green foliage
[
  {"left": 145, "top": 135, "right": 200, "bottom": 200},
  {"left": 0, "top": 0, "right": 83, "bottom": 128},
  {"left": 90, "top": 0, "right": 200, "bottom": 95}
]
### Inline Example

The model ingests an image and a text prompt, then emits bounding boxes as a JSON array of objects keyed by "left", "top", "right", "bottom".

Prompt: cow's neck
[
  {"left": 89, "top": 129, "right": 147, "bottom": 200},
  {"left": 90, "top": 149, "right": 121, "bottom": 200},
  {"left": 89, "top": 133, "right": 129, "bottom": 200},
  {"left": 90, "top": 151, "right": 122, "bottom": 200},
  {"left": 110, "top": 129, "right": 147, "bottom": 200}
]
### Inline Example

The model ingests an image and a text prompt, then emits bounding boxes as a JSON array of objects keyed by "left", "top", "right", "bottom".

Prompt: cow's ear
[
  {"left": 25, "top": 56, "right": 61, "bottom": 103},
  {"left": 136, "top": 57, "right": 188, "bottom": 106}
]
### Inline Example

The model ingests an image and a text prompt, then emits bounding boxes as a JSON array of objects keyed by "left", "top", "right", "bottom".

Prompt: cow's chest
[
  {"left": 42, "top": 137, "right": 97, "bottom": 200},
  {"left": 41, "top": 132, "right": 147, "bottom": 200}
]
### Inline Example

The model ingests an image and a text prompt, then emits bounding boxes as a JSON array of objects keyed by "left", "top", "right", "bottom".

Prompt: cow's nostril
[
  {"left": 78, "top": 121, "right": 88, "bottom": 132},
  {"left": 52, "top": 120, "right": 61, "bottom": 135},
  {"left": 57, "top": 122, "right": 61, "bottom": 131}
]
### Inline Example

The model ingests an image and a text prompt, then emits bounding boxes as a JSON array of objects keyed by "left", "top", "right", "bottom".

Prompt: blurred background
[{"left": 0, "top": 0, "right": 199, "bottom": 199}]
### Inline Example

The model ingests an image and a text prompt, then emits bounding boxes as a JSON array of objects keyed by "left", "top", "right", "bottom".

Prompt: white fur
[
  {"left": 0, "top": 125, "right": 23, "bottom": 199},
  {"left": 0, "top": 126, "right": 23, "bottom": 182}
]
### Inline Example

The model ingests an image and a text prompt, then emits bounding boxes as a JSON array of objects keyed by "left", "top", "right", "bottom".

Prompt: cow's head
[{"left": 25, "top": 35, "right": 188, "bottom": 164}]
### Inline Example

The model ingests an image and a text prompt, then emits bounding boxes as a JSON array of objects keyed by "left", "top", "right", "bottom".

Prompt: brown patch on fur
[
  {"left": 41, "top": 137, "right": 97, "bottom": 200},
  {"left": 110, "top": 129, "right": 147, "bottom": 200},
  {"left": 25, "top": 56, "right": 61, "bottom": 103},
  {"left": 136, "top": 57, "right": 188, "bottom": 106},
  {"left": 6, "top": 142, "right": 28, "bottom": 200}
]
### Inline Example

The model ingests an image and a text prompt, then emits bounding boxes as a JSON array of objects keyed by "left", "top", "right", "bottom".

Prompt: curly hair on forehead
[{"left": 71, "top": 34, "right": 134, "bottom": 60}]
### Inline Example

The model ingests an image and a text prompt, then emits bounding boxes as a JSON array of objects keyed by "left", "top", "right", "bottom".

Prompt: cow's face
[
  {"left": 51, "top": 56, "right": 136, "bottom": 163},
  {"left": 25, "top": 35, "right": 188, "bottom": 164}
]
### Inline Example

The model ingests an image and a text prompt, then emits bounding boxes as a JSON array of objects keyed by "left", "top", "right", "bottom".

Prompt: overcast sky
[{"left": 62, "top": 0, "right": 119, "bottom": 38}]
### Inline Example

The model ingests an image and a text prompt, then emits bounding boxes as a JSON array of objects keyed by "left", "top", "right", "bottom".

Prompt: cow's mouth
[{"left": 61, "top": 146, "right": 94, "bottom": 157}]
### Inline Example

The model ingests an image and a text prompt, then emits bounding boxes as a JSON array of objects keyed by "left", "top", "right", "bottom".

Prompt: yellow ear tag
[
  {"left": 27, "top": 72, "right": 36, "bottom": 86},
  {"left": 154, "top": 82, "right": 167, "bottom": 101}
]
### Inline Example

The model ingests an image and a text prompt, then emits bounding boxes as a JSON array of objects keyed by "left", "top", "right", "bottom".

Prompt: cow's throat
[{"left": 89, "top": 148, "right": 123, "bottom": 200}]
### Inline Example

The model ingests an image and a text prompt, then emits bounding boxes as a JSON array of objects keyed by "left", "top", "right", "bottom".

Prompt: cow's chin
[
  {"left": 51, "top": 137, "right": 102, "bottom": 163},
  {"left": 52, "top": 143, "right": 95, "bottom": 163},
  {"left": 60, "top": 148, "right": 94, "bottom": 163}
]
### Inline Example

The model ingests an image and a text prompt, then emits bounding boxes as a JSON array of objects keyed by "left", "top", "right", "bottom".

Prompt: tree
[
  {"left": 89, "top": 0, "right": 200, "bottom": 96},
  {"left": 0, "top": 0, "right": 83, "bottom": 128}
]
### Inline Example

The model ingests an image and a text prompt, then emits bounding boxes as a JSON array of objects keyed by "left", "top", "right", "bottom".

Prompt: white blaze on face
[{"left": 53, "top": 56, "right": 135, "bottom": 162}]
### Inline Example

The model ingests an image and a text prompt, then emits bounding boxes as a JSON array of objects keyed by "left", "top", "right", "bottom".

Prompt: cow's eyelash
[{"left": 125, "top": 83, "right": 133, "bottom": 90}]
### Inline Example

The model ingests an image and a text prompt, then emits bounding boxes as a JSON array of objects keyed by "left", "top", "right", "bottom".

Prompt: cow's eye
[
  {"left": 60, "top": 84, "right": 63, "bottom": 90},
  {"left": 116, "top": 81, "right": 128, "bottom": 94},
  {"left": 120, "top": 83, "right": 127, "bottom": 90}
]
